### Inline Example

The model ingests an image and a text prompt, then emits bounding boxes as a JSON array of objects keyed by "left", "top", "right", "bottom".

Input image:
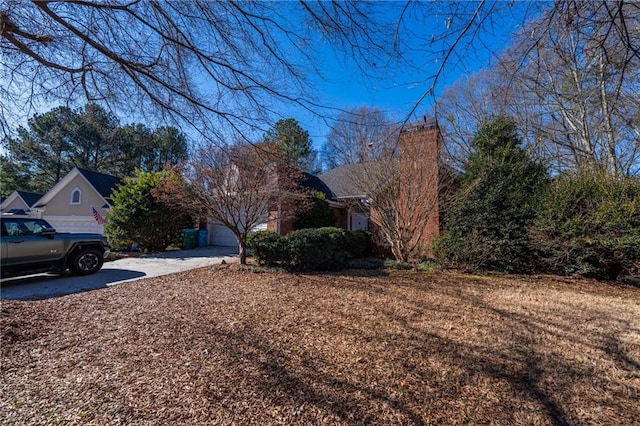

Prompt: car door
[
  {"left": 0, "top": 221, "right": 7, "bottom": 266},
  {"left": 1, "top": 218, "right": 65, "bottom": 266}
]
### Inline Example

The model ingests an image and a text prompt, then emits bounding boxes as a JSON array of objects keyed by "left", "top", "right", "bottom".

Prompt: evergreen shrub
[
  {"left": 246, "top": 230, "right": 288, "bottom": 266},
  {"left": 286, "top": 227, "right": 350, "bottom": 270},
  {"left": 347, "top": 258, "right": 384, "bottom": 270},
  {"left": 295, "top": 191, "right": 336, "bottom": 229},
  {"left": 248, "top": 227, "right": 373, "bottom": 270},
  {"left": 105, "top": 170, "right": 194, "bottom": 251},
  {"left": 434, "top": 117, "right": 548, "bottom": 272},
  {"left": 344, "top": 230, "right": 373, "bottom": 259},
  {"left": 532, "top": 171, "right": 640, "bottom": 279}
]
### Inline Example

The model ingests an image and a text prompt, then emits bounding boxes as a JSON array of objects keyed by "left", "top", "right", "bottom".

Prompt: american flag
[{"left": 92, "top": 207, "right": 106, "bottom": 225}]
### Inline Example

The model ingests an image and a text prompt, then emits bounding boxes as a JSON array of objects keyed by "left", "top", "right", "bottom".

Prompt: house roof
[
  {"left": 299, "top": 172, "right": 334, "bottom": 199},
  {"left": 76, "top": 168, "right": 123, "bottom": 199},
  {"left": 318, "top": 164, "right": 363, "bottom": 199},
  {"left": 33, "top": 167, "right": 123, "bottom": 208},
  {"left": 16, "top": 191, "right": 44, "bottom": 207},
  {"left": 318, "top": 162, "right": 390, "bottom": 200}
]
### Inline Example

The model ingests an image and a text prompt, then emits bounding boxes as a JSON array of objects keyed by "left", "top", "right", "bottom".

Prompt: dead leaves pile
[{"left": 2, "top": 267, "right": 639, "bottom": 425}]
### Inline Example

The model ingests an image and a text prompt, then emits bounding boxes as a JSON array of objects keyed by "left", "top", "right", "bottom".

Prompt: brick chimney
[{"left": 398, "top": 117, "right": 441, "bottom": 256}]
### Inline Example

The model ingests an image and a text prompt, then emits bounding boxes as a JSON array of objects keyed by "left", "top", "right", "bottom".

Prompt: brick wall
[{"left": 398, "top": 122, "right": 441, "bottom": 256}]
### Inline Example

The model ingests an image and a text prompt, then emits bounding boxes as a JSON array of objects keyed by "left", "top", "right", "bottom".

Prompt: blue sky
[
  {"left": 1, "top": 1, "right": 543, "bottom": 159},
  {"left": 298, "top": 1, "right": 542, "bottom": 150}
]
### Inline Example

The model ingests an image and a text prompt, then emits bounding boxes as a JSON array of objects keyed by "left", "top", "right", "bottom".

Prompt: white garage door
[
  {"left": 43, "top": 215, "right": 105, "bottom": 234},
  {"left": 208, "top": 223, "right": 238, "bottom": 247}
]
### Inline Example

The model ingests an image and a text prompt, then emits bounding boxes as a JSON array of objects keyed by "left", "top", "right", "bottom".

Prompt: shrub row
[
  {"left": 435, "top": 170, "right": 640, "bottom": 279},
  {"left": 531, "top": 171, "right": 640, "bottom": 279},
  {"left": 247, "top": 227, "right": 372, "bottom": 270}
]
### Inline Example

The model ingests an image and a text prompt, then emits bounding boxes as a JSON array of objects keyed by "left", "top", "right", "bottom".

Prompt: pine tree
[
  {"left": 264, "top": 118, "right": 316, "bottom": 171},
  {"left": 435, "top": 117, "right": 548, "bottom": 272}
]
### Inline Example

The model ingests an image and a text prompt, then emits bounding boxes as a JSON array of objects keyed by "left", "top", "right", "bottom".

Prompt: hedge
[
  {"left": 532, "top": 171, "right": 640, "bottom": 279},
  {"left": 247, "top": 227, "right": 372, "bottom": 270},
  {"left": 246, "top": 230, "right": 288, "bottom": 266}
]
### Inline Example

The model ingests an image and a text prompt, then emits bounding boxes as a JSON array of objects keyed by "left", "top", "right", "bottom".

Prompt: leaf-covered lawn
[{"left": 2, "top": 266, "right": 639, "bottom": 425}]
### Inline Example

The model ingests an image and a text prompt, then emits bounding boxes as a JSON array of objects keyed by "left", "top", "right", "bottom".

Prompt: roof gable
[
  {"left": 33, "top": 167, "right": 122, "bottom": 208},
  {"left": 0, "top": 190, "right": 45, "bottom": 211},
  {"left": 16, "top": 191, "right": 45, "bottom": 207},
  {"left": 0, "top": 191, "right": 25, "bottom": 211}
]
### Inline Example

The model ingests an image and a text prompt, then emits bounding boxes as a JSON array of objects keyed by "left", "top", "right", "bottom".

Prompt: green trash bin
[{"left": 181, "top": 229, "right": 197, "bottom": 250}]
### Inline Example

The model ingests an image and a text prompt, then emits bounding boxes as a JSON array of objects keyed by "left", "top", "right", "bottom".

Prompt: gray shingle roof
[
  {"left": 77, "top": 168, "right": 123, "bottom": 199},
  {"left": 16, "top": 191, "right": 44, "bottom": 207},
  {"left": 318, "top": 162, "right": 389, "bottom": 200},
  {"left": 299, "top": 172, "right": 334, "bottom": 199}
]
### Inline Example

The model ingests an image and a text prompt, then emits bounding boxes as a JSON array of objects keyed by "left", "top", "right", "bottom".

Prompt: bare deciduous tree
[
  {"left": 322, "top": 106, "right": 399, "bottom": 170},
  {"left": 161, "top": 143, "right": 304, "bottom": 264},
  {"left": 343, "top": 121, "right": 451, "bottom": 262},
  {"left": 5, "top": 0, "right": 635, "bottom": 176},
  {"left": 436, "top": 1, "right": 640, "bottom": 176},
  {"left": 0, "top": 1, "right": 391, "bottom": 142},
  {"left": 1, "top": 1, "right": 550, "bottom": 142},
  {"left": 499, "top": 0, "right": 640, "bottom": 175},
  {"left": 435, "top": 70, "right": 505, "bottom": 172}
]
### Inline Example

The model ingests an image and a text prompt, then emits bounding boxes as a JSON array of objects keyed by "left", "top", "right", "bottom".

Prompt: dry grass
[{"left": 2, "top": 266, "right": 639, "bottom": 425}]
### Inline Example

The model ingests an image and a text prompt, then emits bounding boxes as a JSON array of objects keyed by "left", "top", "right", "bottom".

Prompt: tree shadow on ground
[
  {"left": 212, "top": 272, "right": 640, "bottom": 424},
  {"left": 0, "top": 269, "right": 146, "bottom": 300}
]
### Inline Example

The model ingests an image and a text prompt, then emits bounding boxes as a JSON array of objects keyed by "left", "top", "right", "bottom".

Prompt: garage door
[
  {"left": 208, "top": 223, "right": 237, "bottom": 247},
  {"left": 43, "top": 215, "right": 105, "bottom": 234}
]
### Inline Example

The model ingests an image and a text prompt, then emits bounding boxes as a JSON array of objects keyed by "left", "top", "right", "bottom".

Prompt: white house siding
[{"left": 43, "top": 215, "right": 105, "bottom": 234}]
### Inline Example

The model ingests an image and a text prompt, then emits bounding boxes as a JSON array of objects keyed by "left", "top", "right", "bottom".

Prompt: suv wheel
[{"left": 69, "top": 248, "right": 104, "bottom": 275}]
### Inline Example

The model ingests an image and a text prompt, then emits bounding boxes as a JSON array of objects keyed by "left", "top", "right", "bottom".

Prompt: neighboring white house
[
  {"left": 31, "top": 167, "right": 122, "bottom": 234},
  {"left": 0, "top": 190, "right": 44, "bottom": 215}
]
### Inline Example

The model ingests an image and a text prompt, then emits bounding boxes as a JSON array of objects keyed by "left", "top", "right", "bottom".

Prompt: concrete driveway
[{"left": 1, "top": 245, "right": 238, "bottom": 300}]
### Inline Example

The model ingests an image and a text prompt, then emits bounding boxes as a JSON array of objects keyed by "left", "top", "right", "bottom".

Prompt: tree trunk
[
  {"left": 238, "top": 240, "right": 247, "bottom": 264},
  {"left": 391, "top": 240, "right": 409, "bottom": 263},
  {"left": 598, "top": 50, "right": 618, "bottom": 175}
]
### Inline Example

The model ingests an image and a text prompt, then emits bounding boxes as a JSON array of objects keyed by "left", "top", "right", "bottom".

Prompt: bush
[
  {"left": 246, "top": 231, "right": 287, "bottom": 266},
  {"left": 434, "top": 117, "right": 548, "bottom": 272},
  {"left": 286, "top": 227, "right": 350, "bottom": 270},
  {"left": 383, "top": 259, "right": 414, "bottom": 270},
  {"left": 532, "top": 171, "right": 640, "bottom": 279},
  {"left": 295, "top": 191, "right": 336, "bottom": 229},
  {"left": 344, "top": 230, "right": 373, "bottom": 259},
  {"left": 105, "top": 170, "right": 194, "bottom": 251},
  {"left": 347, "top": 258, "right": 384, "bottom": 270},
  {"left": 248, "top": 227, "right": 374, "bottom": 271},
  {"left": 416, "top": 259, "right": 440, "bottom": 272}
]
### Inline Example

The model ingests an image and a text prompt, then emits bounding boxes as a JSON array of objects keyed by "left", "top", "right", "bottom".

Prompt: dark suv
[{"left": 1, "top": 216, "right": 110, "bottom": 278}]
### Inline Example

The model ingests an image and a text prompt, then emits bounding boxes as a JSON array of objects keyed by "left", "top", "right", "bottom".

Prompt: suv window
[{"left": 0, "top": 218, "right": 55, "bottom": 236}]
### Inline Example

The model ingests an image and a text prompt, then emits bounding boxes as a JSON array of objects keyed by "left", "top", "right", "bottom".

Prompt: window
[
  {"left": 1, "top": 218, "right": 55, "bottom": 236},
  {"left": 2, "top": 220, "right": 26, "bottom": 236},
  {"left": 70, "top": 187, "right": 82, "bottom": 204}
]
